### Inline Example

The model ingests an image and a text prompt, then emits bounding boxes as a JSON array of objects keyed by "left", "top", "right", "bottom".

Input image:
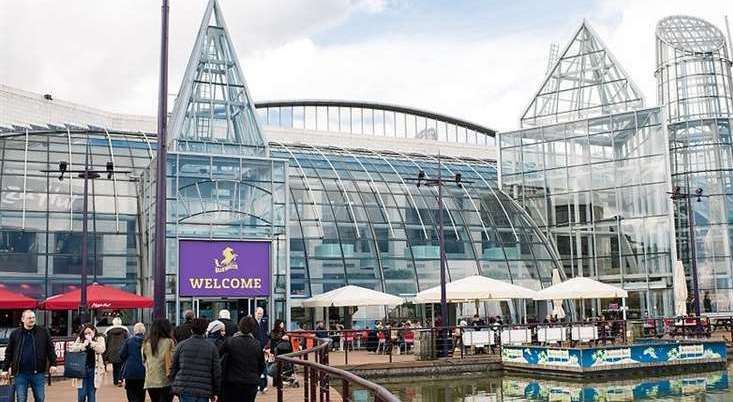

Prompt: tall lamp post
[
  {"left": 669, "top": 184, "right": 707, "bottom": 317},
  {"left": 406, "top": 154, "right": 469, "bottom": 357},
  {"left": 153, "top": 0, "right": 170, "bottom": 319},
  {"left": 42, "top": 143, "right": 129, "bottom": 325}
]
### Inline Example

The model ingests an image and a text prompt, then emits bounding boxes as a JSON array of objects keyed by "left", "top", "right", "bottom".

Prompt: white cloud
[{"left": 2, "top": 0, "right": 732, "bottom": 132}]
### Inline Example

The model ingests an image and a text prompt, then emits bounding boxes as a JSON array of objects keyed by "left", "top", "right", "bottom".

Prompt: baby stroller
[{"left": 268, "top": 337, "right": 299, "bottom": 388}]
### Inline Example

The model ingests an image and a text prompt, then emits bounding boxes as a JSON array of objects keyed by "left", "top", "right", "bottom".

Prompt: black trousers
[
  {"left": 125, "top": 379, "right": 145, "bottom": 402},
  {"left": 221, "top": 382, "right": 258, "bottom": 402},
  {"left": 112, "top": 363, "right": 123, "bottom": 384},
  {"left": 147, "top": 386, "right": 173, "bottom": 402}
]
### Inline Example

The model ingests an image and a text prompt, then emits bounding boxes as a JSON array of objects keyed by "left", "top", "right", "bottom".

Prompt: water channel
[{"left": 382, "top": 364, "right": 732, "bottom": 401}]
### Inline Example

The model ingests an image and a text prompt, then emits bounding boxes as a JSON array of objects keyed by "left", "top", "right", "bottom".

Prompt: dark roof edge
[{"left": 254, "top": 99, "right": 495, "bottom": 137}]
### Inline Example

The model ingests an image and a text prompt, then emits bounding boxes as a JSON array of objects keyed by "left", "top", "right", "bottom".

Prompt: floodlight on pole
[
  {"left": 42, "top": 151, "right": 129, "bottom": 324},
  {"left": 404, "top": 154, "right": 472, "bottom": 357},
  {"left": 668, "top": 183, "right": 708, "bottom": 317}
]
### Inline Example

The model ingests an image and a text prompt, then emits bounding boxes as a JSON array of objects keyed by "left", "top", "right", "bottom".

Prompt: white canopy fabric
[
  {"left": 551, "top": 269, "right": 566, "bottom": 319},
  {"left": 673, "top": 260, "right": 688, "bottom": 317},
  {"left": 414, "top": 275, "right": 539, "bottom": 303},
  {"left": 302, "top": 285, "right": 405, "bottom": 308},
  {"left": 534, "top": 277, "right": 628, "bottom": 300}
]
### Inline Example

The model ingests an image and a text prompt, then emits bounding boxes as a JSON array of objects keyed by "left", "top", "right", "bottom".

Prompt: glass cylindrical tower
[
  {"left": 655, "top": 15, "right": 733, "bottom": 313},
  {"left": 656, "top": 15, "right": 733, "bottom": 122}
]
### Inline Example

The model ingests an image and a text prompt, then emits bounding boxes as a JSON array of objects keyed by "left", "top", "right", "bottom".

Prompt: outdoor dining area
[{"left": 293, "top": 266, "right": 727, "bottom": 365}]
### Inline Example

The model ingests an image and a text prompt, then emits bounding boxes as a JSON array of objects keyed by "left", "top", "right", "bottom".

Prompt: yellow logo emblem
[{"left": 214, "top": 246, "right": 238, "bottom": 273}]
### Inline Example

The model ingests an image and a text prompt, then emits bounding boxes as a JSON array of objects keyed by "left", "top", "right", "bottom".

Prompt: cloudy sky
[{"left": 1, "top": 0, "right": 731, "bottom": 131}]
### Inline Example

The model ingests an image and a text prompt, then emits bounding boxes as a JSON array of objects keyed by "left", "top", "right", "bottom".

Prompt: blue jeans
[
  {"left": 179, "top": 392, "right": 209, "bottom": 402},
  {"left": 77, "top": 367, "right": 96, "bottom": 402},
  {"left": 14, "top": 372, "right": 45, "bottom": 402}
]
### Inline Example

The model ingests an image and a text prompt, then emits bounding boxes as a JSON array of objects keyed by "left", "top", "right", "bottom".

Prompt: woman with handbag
[
  {"left": 143, "top": 318, "right": 175, "bottom": 402},
  {"left": 68, "top": 323, "right": 106, "bottom": 402}
]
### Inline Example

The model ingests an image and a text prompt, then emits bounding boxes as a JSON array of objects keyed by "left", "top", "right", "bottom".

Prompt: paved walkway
[
  {"left": 43, "top": 376, "right": 322, "bottom": 402},
  {"left": 42, "top": 351, "right": 403, "bottom": 402}
]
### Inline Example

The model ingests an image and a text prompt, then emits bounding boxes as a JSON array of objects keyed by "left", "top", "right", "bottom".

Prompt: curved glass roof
[
  {"left": 0, "top": 127, "right": 561, "bottom": 299},
  {"left": 269, "top": 142, "right": 561, "bottom": 297},
  {"left": 255, "top": 100, "right": 496, "bottom": 147},
  {"left": 657, "top": 16, "right": 726, "bottom": 53}
]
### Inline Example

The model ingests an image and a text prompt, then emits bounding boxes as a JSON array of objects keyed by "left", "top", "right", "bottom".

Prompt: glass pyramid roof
[
  {"left": 168, "top": 0, "right": 267, "bottom": 154},
  {"left": 520, "top": 22, "right": 645, "bottom": 127}
]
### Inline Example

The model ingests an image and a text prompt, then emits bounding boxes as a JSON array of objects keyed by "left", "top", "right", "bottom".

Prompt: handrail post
[
  {"left": 323, "top": 345, "right": 330, "bottom": 401},
  {"left": 310, "top": 364, "right": 317, "bottom": 402},
  {"left": 342, "top": 379, "right": 350, "bottom": 402},
  {"left": 345, "top": 330, "right": 349, "bottom": 365},
  {"left": 303, "top": 348, "right": 310, "bottom": 402},
  {"left": 389, "top": 335, "right": 393, "bottom": 363},
  {"left": 275, "top": 358, "right": 283, "bottom": 402}
]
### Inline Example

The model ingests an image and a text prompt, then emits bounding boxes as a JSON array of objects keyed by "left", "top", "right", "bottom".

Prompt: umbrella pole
[{"left": 622, "top": 297, "right": 627, "bottom": 321}]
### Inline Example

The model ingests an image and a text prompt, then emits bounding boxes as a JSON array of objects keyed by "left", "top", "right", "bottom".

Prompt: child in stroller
[{"left": 267, "top": 334, "right": 299, "bottom": 387}]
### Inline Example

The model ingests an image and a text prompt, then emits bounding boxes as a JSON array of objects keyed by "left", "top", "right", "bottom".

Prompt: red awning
[
  {"left": 39, "top": 283, "right": 153, "bottom": 310},
  {"left": 0, "top": 287, "right": 38, "bottom": 309}
]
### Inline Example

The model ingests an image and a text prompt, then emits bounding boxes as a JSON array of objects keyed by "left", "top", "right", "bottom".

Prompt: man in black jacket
[
  {"left": 171, "top": 318, "right": 221, "bottom": 402},
  {"left": 1, "top": 310, "right": 58, "bottom": 402},
  {"left": 219, "top": 317, "right": 265, "bottom": 402},
  {"left": 174, "top": 309, "right": 195, "bottom": 342},
  {"left": 253, "top": 307, "right": 268, "bottom": 392}
]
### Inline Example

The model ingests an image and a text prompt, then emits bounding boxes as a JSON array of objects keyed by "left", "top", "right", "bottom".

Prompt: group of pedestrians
[{"left": 0, "top": 307, "right": 283, "bottom": 402}]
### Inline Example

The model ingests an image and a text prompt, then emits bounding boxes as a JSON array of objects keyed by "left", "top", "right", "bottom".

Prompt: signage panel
[{"left": 178, "top": 240, "right": 270, "bottom": 297}]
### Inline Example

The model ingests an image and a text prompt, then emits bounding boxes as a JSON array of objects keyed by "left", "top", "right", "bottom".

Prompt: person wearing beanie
[
  {"left": 218, "top": 310, "right": 237, "bottom": 337},
  {"left": 206, "top": 320, "right": 226, "bottom": 352}
]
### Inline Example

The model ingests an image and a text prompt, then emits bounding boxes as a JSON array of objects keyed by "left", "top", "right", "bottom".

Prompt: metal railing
[{"left": 274, "top": 334, "right": 400, "bottom": 402}]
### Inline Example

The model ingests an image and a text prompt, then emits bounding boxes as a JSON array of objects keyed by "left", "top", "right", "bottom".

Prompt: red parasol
[
  {"left": 39, "top": 283, "right": 153, "bottom": 310},
  {"left": 0, "top": 287, "right": 38, "bottom": 309}
]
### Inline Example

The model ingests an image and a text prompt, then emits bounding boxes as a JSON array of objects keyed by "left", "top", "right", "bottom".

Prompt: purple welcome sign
[{"left": 178, "top": 240, "right": 270, "bottom": 297}]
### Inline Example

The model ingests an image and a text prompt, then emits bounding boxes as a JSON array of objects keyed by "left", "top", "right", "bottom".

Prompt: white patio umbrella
[
  {"left": 673, "top": 260, "right": 688, "bottom": 317},
  {"left": 550, "top": 269, "right": 566, "bottom": 319},
  {"left": 302, "top": 285, "right": 405, "bottom": 308},
  {"left": 414, "top": 275, "right": 539, "bottom": 303},
  {"left": 534, "top": 277, "right": 628, "bottom": 320}
]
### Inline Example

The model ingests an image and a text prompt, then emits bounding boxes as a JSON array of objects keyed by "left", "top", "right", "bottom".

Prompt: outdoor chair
[
  {"left": 376, "top": 331, "right": 387, "bottom": 354},
  {"left": 343, "top": 331, "right": 355, "bottom": 351},
  {"left": 402, "top": 329, "right": 415, "bottom": 353}
]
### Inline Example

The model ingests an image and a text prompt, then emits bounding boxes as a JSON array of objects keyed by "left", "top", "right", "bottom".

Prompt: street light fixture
[
  {"left": 406, "top": 154, "right": 471, "bottom": 357},
  {"left": 42, "top": 143, "right": 129, "bottom": 325},
  {"left": 668, "top": 184, "right": 708, "bottom": 317}
]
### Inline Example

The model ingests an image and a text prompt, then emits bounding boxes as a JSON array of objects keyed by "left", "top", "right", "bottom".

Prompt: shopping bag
[
  {"left": 0, "top": 379, "right": 15, "bottom": 402},
  {"left": 64, "top": 351, "right": 87, "bottom": 378}
]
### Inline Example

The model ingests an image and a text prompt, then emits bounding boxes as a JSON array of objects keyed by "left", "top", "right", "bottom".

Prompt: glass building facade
[
  {"left": 656, "top": 16, "right": 733, "bottom": 313},
  {"left": 0, "top": 118, "right": 561, "bottom": 326},
  {"left": 267, "top": 143, "right": 561, "bottom": 300},
  {"left": 500, "top": 16, "right": 733, "bottom": 316},
  {"left": 501, "top": 108, "right": 675, "bottom": 317},
  {"left": 0, "top": 0, "right": 562, "bottom": 328},
  {"left": 0, "top": 127, "right": 151, "bottom": 333}
]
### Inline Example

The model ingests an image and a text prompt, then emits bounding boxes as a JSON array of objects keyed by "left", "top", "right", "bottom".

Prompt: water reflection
[{"left": 386, "top": 369, "right": 729, "bottom": 401}]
